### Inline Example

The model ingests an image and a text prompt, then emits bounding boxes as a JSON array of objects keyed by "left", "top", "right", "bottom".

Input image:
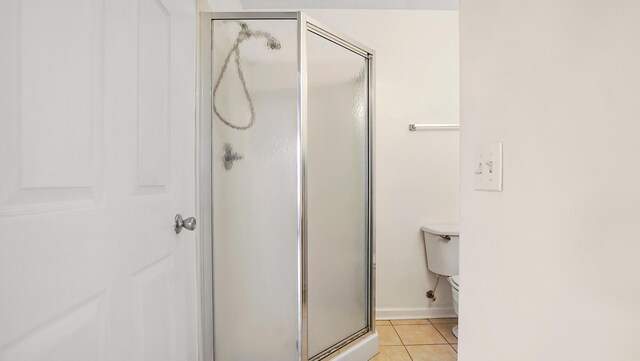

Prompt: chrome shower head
[{"left": 236, "top": 21, "right": 281, "bottom": 50}]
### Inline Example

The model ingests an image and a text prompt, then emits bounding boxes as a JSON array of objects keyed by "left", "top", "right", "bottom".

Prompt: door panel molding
[
  {"left": 135, "top": 0, "right": 172, "bottom": 196},
  {"left": 0, "top": 0, "right": 105, "bottom": 217},
  {"left": 0, "top": 291, "right": 108, "bottom": 361}
]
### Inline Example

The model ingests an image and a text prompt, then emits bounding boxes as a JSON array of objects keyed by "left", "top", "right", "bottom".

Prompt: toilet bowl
[
  {"left": 448, "top": 274, "right": 459, "bottom": 338},
  {"left": 421, "top": 224, "right": 459, "bottom": 339}
]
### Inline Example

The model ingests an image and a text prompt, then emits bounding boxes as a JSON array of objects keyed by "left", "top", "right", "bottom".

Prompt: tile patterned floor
[{"left": 370, "top": 318, "right": 458, "bottom": 361}]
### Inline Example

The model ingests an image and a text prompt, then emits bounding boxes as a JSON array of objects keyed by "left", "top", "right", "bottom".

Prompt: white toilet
[
  {"left": 421, "top": 224, "right": 460, "bottom": 338},
  {"left": 448, "top": 274, "right": 459, "bottom": 337}
]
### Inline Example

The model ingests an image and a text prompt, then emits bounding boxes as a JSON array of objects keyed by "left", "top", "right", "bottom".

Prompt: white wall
[
  {"left": 241, "top": 0, "right": 459, "bottom": 10},
  {"left": 203, "top": 0, "right": 243, "bottom": 11},
  {"left": 460, "top": 1, "right": 640, "bottom": 360},
  {"left": 303, "top": 10, "right": 460, "bottom": 319}
]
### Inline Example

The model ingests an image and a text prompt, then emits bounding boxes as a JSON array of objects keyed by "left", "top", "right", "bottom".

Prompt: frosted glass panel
[
  {"left": 211, "top": 19, "right": 298, "bottom": 361},
  {"left": 306, "top": 32, "right": 369, "bottom": 357}
]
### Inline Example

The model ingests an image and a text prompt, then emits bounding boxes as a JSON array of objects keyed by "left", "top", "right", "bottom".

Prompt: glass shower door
[{"left": 306, "top": 30, "right": 371, "bottom": 359}]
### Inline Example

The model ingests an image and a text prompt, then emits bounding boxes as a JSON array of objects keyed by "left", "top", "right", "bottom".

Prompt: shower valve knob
[{"left": 174, "top": 214, "right": 197, "bottom": 234}]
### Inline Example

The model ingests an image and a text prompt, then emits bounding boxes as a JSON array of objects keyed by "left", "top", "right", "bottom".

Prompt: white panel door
[{"left": 0, "top": 0, "right": 198, "bottom": 360}]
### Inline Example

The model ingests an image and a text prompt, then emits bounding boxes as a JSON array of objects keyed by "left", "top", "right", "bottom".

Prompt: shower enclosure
[{"left": 199, "top": 12, "right": 376, "bottom": 361}]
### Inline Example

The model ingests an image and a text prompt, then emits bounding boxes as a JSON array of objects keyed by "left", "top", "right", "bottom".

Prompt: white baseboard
[{"left": 376, "top": 307, "right": 457, "bottom": 320}]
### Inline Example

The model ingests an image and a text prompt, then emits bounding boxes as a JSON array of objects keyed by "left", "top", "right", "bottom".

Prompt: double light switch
[{"left": 474, "top": 142, "right": 503, "bottom": 191}]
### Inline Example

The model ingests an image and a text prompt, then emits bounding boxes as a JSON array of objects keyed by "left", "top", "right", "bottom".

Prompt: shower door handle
[{"left": 174, "top": 214, "right": 197, "bottom": 234}]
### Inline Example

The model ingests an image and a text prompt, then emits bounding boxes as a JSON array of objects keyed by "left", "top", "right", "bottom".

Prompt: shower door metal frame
[{"left": 198, "top": 12, "right": 376, "bottom": 361}]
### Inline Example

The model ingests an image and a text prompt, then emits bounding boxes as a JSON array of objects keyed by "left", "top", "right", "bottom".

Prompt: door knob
[{"left": 174, "top": 214, "right": 196, "bottom": 234}]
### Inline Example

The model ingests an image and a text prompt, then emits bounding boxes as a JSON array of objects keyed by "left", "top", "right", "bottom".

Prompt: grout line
[
  {"left": 432, "top": 323, "right": 447, "bottom": 341},
  {"left": 389, "top": 323, "right": 413, "bottom": 361},
  {"left": 432, "top": 322, "right": 458, "bottom": 347},
  {"left": 389, "top": 323, "right": 404, "bottom": 346},
  {"left": 385, "top": 319, "right": 459, "bottom": 359},
  {"left": 405, "top": 345, "right": 414, "bottom": 361}
]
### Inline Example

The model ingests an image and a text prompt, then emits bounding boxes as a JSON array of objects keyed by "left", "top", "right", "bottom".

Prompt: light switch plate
[{"left": 474, "top": 142, "right": 503, "bottom": 191}]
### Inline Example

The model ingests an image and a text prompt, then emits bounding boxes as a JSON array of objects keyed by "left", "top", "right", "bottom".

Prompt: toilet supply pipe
[{"left": 426, "top": 274, "right": 440, "bottom": 302}]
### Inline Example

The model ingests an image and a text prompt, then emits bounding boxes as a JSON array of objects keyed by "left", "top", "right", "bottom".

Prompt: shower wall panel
[{"left": 211, "top": 19, "right": 299, "bottom": 361}]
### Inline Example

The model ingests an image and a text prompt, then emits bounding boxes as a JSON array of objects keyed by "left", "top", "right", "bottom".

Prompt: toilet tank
[{"left": 421, "top": 224, "right": 459, "bottom": 276}]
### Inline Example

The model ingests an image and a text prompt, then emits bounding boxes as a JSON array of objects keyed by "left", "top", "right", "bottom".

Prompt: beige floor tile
[
  {"left": 390, "top": 319, "right": 430, "bottom": 325},
  {"left": 376, "top": 320, "right": 392, "bottom": 326},
  {"left": 428, "top": 317, "right": 458, "bottom": 324},
  {"left": 433, "top": 323, "right": 458, "bottom": 344},
  {"left": 451, "top": 343, "right": 458, "bottom": 352},
  {"left": 406, "top": 345, "right": 458, "bottom": 361},
  {"left": 369, "top": 346, "right": 412, "bottom": 361},
  {"left": 394, "top": 325, "right": 447, "bottom": 345},
  {"left": 377, "top": 325, "right": 402, "bottom": 345}
]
